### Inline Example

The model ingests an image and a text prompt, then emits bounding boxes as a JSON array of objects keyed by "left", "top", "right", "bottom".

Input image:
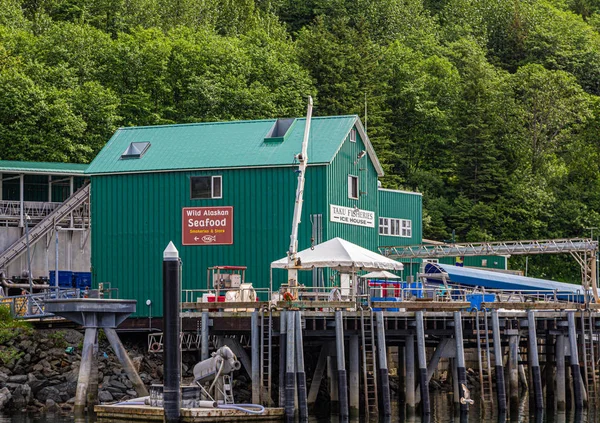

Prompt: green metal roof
[
  {"left": 0, "top": 160, "right": 89, "bottom": 175},
  {"left": 85, "top": 116, "right": 383, "bottom": 175}
]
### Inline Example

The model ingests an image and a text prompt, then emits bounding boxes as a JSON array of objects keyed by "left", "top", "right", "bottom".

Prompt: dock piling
[
  {"left": 527, "top": 311, "right": 544, "bottom": 410},
  {"left": 454, "top": 312, "right": 468, "bottom": 413},
  {"left": 104, "top": 328, "right": 149, "bottom": 397},
  {"left": 295, "top": 312, "right": 308, "bottom": 421},
  {"left": 556, "top": 333, "right": 566, "bottom": 411},
  {"left": 508, "top": 332, "right": 519, "bottom": 415},
  {"left": 279, "top": 311, "right": 286, "bottom": 407},
  {"left": 285, "top": 310, "right": 296, "bottom": 420},
  {"left": 349, "top": 335, "right": 360, "bottom": 417},
  {"left": 376, "top": 312, "right": 391, "bottom": 417},
  {"left": 74, "top": 327, "right": 97, "bottom": 415},
  {"left": 251, "top": 311, "right": 260, "bottom": 405},
  {"left": 416, "top": 311, "right": 430, "bottom": 416},
  {"left": 406, "top": 334, "right": 416, "bottom": 415},
  {"left": 334, "top": 310, "right": 349, "bottom": 421},
  {"left": 491, "top": 310, "right": 507, "bottom": 413},
  {"left": 201, "top": 312, "right": 209, "bottom": 361},
  {"left": 567, "top": 312, "right": 584, "bottom": 410}
]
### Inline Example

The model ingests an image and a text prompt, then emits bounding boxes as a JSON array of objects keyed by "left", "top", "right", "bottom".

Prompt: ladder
[
  {"left": 260, "top": 309, "right": 272, "bottom": 405},
  {"left": 361, "top": 309, "right": 378, "bottom": 419},
  {"left": 0, "top": 181, "right": 90, "bottom": 271},
  {"left": 580, "top": 310, "right": 598, "bottom": 406},
  {"left": 475, "top": 310, "right": 494, "bottom": 411}
]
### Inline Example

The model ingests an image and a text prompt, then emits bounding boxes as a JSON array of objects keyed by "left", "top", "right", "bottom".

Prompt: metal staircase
[
  {"left": 475, "top": 310, "right": 494, "bottom": 411},
  {"left": 0, "top": 181, "right": 90, "bottom": 271},
  {"left": 580, "top": 311, "right": 598, "bottom": 406},
  {"left": 260, "top": 309, "right": 272, "bottom": 405},
  {"left": 361, "top": 309, "right": 378, "bottom": 419}
]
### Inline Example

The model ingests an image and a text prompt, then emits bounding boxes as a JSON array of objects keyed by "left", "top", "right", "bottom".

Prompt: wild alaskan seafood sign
[
  {"left": 182, "top": 206, "right": 233, "bottom": 245},
  {"left": 329, "top": 204, "right": 375, "bottom": 228}
]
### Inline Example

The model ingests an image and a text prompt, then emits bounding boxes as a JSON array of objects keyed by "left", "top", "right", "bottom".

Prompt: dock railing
[{"left": 1, "top": 288, "right": 81, "bottom": 319}]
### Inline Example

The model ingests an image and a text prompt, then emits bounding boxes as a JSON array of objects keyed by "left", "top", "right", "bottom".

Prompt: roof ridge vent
[
  {"left": 264, "top": 118, "right": 295, "bottom": 143},
  {"left": 121, "top": 142, "right": 151, "bottom": 159}
]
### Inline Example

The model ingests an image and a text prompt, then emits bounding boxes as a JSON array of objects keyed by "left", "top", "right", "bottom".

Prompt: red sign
[{"left": 182, "top": 207, "right": 233, "bottom": 245}]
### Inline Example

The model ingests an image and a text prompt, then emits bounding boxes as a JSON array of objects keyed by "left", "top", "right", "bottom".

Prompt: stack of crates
[{"left": 49, "top": 271, "right": 92, "bottom": 289}]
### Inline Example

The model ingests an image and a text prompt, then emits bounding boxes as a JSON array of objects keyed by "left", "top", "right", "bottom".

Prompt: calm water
[{"left": 0, "top": 391, "right": 595, "bottom": 422}]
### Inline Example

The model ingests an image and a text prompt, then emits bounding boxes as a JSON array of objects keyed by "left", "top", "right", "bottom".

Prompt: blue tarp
[{"left": 424, "top": 263, "right": 584, "bottom": 297}]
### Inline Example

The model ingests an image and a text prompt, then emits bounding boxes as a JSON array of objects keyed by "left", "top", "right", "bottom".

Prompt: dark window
[
  {"left": 191, "top": 176, "right": 222, "bottom": 199},
  {"left": 348, "top": 175, "right": 358, "bottom": 199}
]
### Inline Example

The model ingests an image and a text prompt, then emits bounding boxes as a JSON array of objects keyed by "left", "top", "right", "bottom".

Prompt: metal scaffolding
[{"left": 379, "top": 238, "right": 599, "bottom": 302}]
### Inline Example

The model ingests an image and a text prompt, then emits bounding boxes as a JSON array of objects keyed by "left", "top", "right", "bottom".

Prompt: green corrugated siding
[
  {"left": 325, "top": 127, "right": 379, "bottom": 251},
  {"left": 377, "top": 189, "right": 423, "bottom": 247},
  {"left": 91, "top": 165, "right": 328, "bottom": 317}
]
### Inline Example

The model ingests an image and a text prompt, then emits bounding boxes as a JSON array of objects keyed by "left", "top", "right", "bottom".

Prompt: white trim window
[
  {"left": 191, "top": 175, "right": 222, "bottom": 199},
  {"left": 379, "top": 217, "right": 412, "bottom": 237},
  {"left": 348, "top": 175, "right": 358, "bottom": 199},
  {"left": 350, "top": 128, "right": 356, "bottom": 142}
]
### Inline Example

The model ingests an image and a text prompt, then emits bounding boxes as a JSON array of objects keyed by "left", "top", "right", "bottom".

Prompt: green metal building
[{"left": 87, "top": 115, "right": 414, "bottom": 316}]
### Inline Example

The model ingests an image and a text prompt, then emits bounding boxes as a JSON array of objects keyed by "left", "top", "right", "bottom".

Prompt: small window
[
  {"left": 191, "top": 176, "right": 222, "bottom": 199},
  {"left": 379, "top": 217, "right": 412, "bottom": 237},
  {"left": 350, "top": 128, "right": 356, "bottom": 142},
  {"left": 348, "top": 175, "right": 358, "bottom": 199},
  {"left": 379, "top": 217, "right": 389, "bottom": 235},
  {"left": 481, "top": 259, "right": 488, "bottom": 267}
]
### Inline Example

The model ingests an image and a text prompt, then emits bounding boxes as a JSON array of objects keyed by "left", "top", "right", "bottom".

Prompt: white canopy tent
[
  {"left": 270, "top": 237, "right": 404, "bottom": 299},
  {"left": 360, "top": 270, "right": 402, "bottom": 280}
]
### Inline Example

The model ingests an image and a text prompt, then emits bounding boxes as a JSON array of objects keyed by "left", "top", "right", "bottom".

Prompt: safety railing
[{"left": 0, "top": 288, "right": 81, "bottom": 319}]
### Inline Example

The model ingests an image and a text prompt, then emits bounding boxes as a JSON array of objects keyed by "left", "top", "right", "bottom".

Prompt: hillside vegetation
[{"left": 2, "top": 0, "right": 600, "bottom": 280}]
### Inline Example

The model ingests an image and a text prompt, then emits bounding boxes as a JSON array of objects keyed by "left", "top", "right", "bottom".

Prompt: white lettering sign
[{"left": 329, "top": 204, "right": 375, "bottom": 228}]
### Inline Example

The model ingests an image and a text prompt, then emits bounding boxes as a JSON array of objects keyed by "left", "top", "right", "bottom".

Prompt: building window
[
  {"left": 350, "top": 128, "right": 356, "bottom": 143},
  {"left": 348, "top": 175, "right": 358, "bottom": 199},
  {"left": 379, "top": 217, "right": 412, "bottom": 237},
  {"left": 191, "top": 176, "right": 222, "bottom": 199}
]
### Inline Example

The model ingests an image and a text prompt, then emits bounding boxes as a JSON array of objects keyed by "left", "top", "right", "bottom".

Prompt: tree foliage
[{"left": 1, "top": 0, "right": 600, "bottom": 281}]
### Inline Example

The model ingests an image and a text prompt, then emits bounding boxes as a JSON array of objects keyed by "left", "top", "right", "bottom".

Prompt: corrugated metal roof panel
[
  {"left": 86, "top": 116, "right": 362, "bottom": 175},
  {"left": 0, "top": 161, "right": 88, "bottom": 175}
]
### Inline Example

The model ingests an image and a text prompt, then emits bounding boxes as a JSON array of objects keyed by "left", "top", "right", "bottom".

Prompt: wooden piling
[
  {"left": 508, "top": 334, "right": 519, "bottom": 415},
  {"left": 295, "top": 312, "right": 308, "bottom": 421},
  {"left": 416, "top": 311, "right": 430, "bottom": 416},
  {"left": 376, "top": 312, "right": 391, "bottom": 418},
  {"left": 334, "top": 311, "right": 349, "bottom": 421},
  {"left": 527, "top": 310, "right": 544, "bottom": 411},
  {"left": 406, "top": 334, "right": 416, "bottom": 416},
  {"left": 251, "top": 311, "right": 260, "bottom": 405},
  {"left": 279, "top": 311, "right": 287, "bottom": 408},
  {"left": 491, "top": 310, "right": 507, "bottom": 413},
  {"left": 349, "top": 335, "right": 360, "bottom": 417},
  {"left": 567, "top": 312, "right": 584, "bottom": 410},
  {"left": 285, "top": 311, "right": 296, "bottom": 420},
  {"left": 556, "top": 334, "right": 566, "bottom": 411},
  {"left": 454, "top": 311, "right": 468, "bottom": 413}
]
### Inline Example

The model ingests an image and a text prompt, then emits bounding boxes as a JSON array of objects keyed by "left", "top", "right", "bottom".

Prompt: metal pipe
[
  {"left": 527, "top": 311, "right": 543, "bottom": 410},
  {"left": 163, "top": 242, "right": 181, "bottom": 423},
  {"left": 295, "top": 312, "right": 308, "bottom": 421},
  {"left": 74, "top": 327, "right": 96, "bottom": 415},
  {"left": 416, "top": 311, "right": 429, "bottom": 416},
  {"left": 251, "top": 311, "right": 260, "bottom": 405},
  {"left": 104, "top": 328, "right": 149, "bottom": 397},
  {"left": 376, "top": 312, "right": 391, "bottom": 417},
  {"left": 491, "top": 310, "right": 507, "bottom": 413},
  {"left": 334, "top": 311, "right": 348, "bottom": 421}
]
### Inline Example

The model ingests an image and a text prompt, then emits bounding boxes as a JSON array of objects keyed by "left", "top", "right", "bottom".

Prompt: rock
[
  {"left": 22, "top": 354, "right": 31, "bottom": 364},
  {"left": 0, "top": 372, "right": 8, "bottom": 384},
  {"left": 45, "top": 399, "right": 59, "bottom": 411},
  {"left": 126, "top": 390, "right": 137, "bottom": 397},
  {"left": 27, "top": 373, "right": 47, "bottom": 393},
  {"left": 111, "top": 381, "right": 127, "bottom": 390},
  {"left": 8, "top": 375, "right": 27, "bottom": 384},
  {"left": 98, "top": 391, "right": 113, "bottom": 403},
  {"left": 36, "top": 386, "right": 62, "bottom": 403},
  {"left": 67, "top": 397, "right": 75, "bottom": 404},
  {"left": 53, "top": 382, "right": 76, "bottom": 398},
  {"left": 32, "top": 363, "right": 44, "bottom": 372},
  {"left": 124, "top": 379, "right": 132, "bottom": 389},
  {"left": 64, "top": 368, "right": 79, "bottom": 384},
  {"left": 105, "top": 386, "right": 125, "bottom": 394},
  {"left": 62, "top": 330, "right": 84, "bottom": 345},
  {"left": 132, "top": 356, "right": 143, "bottom": 373},
  {"left": 19, "top": 340, "right": 32, "bottom": 350},
  {"left": 12, "top": 384, "right": 32, "bottom": 408},
  {"left": 0, "top": 387, "right": 11, "bottom": 410}
]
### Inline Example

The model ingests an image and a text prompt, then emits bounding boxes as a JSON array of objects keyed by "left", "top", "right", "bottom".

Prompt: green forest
[{"left": 1, "top": 0, "right": 600, "bottom": 280}]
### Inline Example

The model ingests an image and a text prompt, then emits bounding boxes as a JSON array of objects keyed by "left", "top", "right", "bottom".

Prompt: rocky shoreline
[{"left": 0, "top": 327, "right": 165, "bottom": 414}]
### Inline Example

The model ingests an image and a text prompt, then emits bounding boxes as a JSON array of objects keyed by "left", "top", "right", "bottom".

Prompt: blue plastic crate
[
  {"left": 49, "top": 271, "right": 74, "bottom": 288},
  {"left": 72, "top": 272, "right": 92, "bottom": 289},
  {"left": 371, "top": 297, "right": 400, "bottom": 312},
  {"left": 466, "top": 293, "right": 496, "bottom": 311}
]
